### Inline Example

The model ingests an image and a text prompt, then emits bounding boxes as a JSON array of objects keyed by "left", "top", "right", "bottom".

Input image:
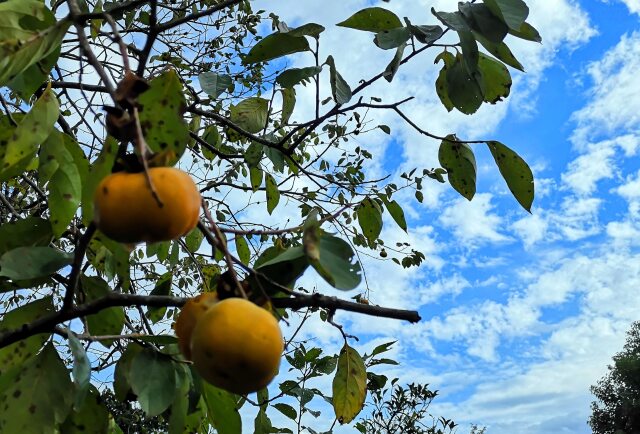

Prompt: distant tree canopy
[
  {"left": 590, "top": 321, "right": 640, "bottom": 434},
  {"left": 0, "top": 0, "right": 540, "bottom": 432}
]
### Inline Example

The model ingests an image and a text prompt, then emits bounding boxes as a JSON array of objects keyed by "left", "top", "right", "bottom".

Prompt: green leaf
[
  {"left": 406, "top": 23, "right": 444, "bottom": 44},
  {"left": 242, "top": 32, "right": 309, "bottom": 64},
  {"left": 250, "top": 166, "right": 263, "bottom": 192},
  {"left": 0, "top": 296, "right": 53, "bottom": 376},
  {"left": 146, "top": 272, "right": 173, "bottom": 323},
  {"left": 244, "top": 141, "right": 263, "bottom": 168},
  {"left": 370, "top": 341, "right": 396, "bottom": 357},
  {"left": 508, "top": 21, "right": 542, "bottom": 42},
  {"left": 265, "top": 173, "right": 280, "bottom": 215},
  {"left": 230, "top": 97, "right": 269, "bottom": 134},
  {"left": 7, "top": 47, "right": 60, "bottom": 99},
  {"left": 198, "top": 71, "right": 232, "bottom": 99},
  {"left": 185, "top": 227, "right": 204, "bottom": 251},
  {"left": 81, "top": 275, "right": 125, "bottom": 346},
  {"left": 473, "top": 31, "right": 524, "bottom": 71},
  {"left": 202, "top": 382, "right": 242, "bottom": 434},
  {"left": 438, "top": 135, "right": 477, "bottom": 200},
  {"left": 274, "top": 403, "right": 297, "bottom": 420},
  {"left": 482, "top": 0, "right": 529, "bottom": 30},
  {"left": 253, "top": 245, "right": 309, "bottom": 292},
  {"left": 478, "top": 52, "right": 512, "bottom": 103},
  {"left": 0, "top": 246, "right": 72, "bottom": 280},
  {"left": 87, "top": 232, "right": 130, "bottom": 287},
  {"left": 431, "top": 9, "right": 471, "bottom": 31},
  {"left": 60, "top": 386, "right": 110, "bottom": 434},
  {"left": 254, "top": 388, "right": 272, "bottom": 434},
  {"left": 332, "top": 344, "right": 367, "bottom": 424},
  {"left": 325, "top": 55, "right": 352, "bottom": 105},
  {"left": 435, "top": 51, "right": 455, "bottom": 111},
  {"left": 446, "top": 54, "right": 483, "bottom": 115},
  {"left": 458, "top": 30, "right": 479, "bottom": 75},
  {"left": 374, "top": 27, "right": 411, "bottom": 50},
  {"left": 41, "top": 131, "right": 82, "bottom": 237},
  {"left": 81, "top": 136, "right": 118, "bottom": 225},
  {"left": 0, "top": 85, "right": 59, "bottom": 181},
  {"left": 337, "top": 7, "right": 402, "bottom": 32},
  {"left": 67, "top": 333, "right": 91, "bottom": 410},
  {"left": 114, "top": 343, "right": 143, "bottom": 401},
  {"left": 281, "top": 87, "right": 296, "bottom": 124},
  {"left": 264, "top": 147, "right": 286, "bottom": 173},
  {"left": 357, "top": 198, "right": 383, "bottom": 242},
  {"left": 311, "top": 233, "right": 362, "bottom": 290},
  {"left": 168, "top": 364, "right": 191, "bottom": 434},
  {"left": 0, "top": 0, "right": 70, "bottom": 87},
  {"left": 0, "top": 217, "right": 52, "bottom": 256},
  {"left": 380, "top": 197, "right": 407, "bottom": 232},
  {"left": 383, "top": 42, "right": 406, "bottom": 83},
  {"left": 459, "top": 3, "right": 509, "bottom": 43},
  {"left": 137, "top": 69, "right": 189, "bottom": 163},
  {"left": 287, "top": 22, "right": 325, "bottom": 38},
  {"left": 276, "top": 66, "right": 322, "bottom": 88},
  {"left": 0, "top": 343, "right": 73, "bottom": 433},
  {"left": 235, "top": 235, "right": 250, "bottom": 265},
  {"left": 130, "top": 349, "right": 178, "bottom": 417},
  {"left": 487, "top": 140, "right": 534, "bottom": 212}
]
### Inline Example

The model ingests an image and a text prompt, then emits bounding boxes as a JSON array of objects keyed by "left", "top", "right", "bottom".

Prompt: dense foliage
[{"left": 0, "top": 0, "right": 539, "bottom": 432}]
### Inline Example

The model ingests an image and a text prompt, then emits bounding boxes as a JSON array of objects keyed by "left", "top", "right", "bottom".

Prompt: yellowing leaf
[{"left": 332, "top": 344, "right": 367, "bottom": 424}]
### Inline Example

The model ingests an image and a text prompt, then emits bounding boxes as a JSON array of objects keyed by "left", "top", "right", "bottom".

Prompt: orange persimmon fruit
[{"left": 174, "top": 291, "right": 220, "bottom": 360}]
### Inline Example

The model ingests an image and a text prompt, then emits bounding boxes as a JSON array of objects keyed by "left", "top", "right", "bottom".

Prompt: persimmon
[
  {"left": 190, "top": 297, "right": 284, "bottom": 395},
  {"left": 174, "top": 292, "right": 219, "bottom": 360},
  {"left": 93, "top": 167, "right": 201, "bottom": 243}
]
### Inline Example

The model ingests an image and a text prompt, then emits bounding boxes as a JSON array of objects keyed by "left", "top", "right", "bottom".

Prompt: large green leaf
[
  {"left": 0, "top": 217, "right": 53, "bottom": 256},
  {"left": 242, "top": 32, "right": 309, "bottom": 64},
  {"left": 229, "top": 97, "right": 269, "bottom": 134},
  {"left": 202, "top": 382, "right": 242, "bottom": 434},
  {"left": 487, "top": 140, "right": 534, "bottom": 212},
  {"left": 40, "top": 131, "right": 82, "bottom": 237},
  {"left": 357, "top": 198, "right": 383, "bottom": 243},
  {"left": 478, "top": 53, "right": 512, "bottom": 103},
  {"left": 482, "top": 0, "right": 529, "bottom": 30},
  {"left": 332, "top": 344, "right": 367, "bottom": 424},
  {"left": 0, "top": 296, "right": 53, "bottom": 376},
  {"left": 0, "top": 85, "right": 59, "bottom": 181},
  {"left": 431, "top": 9, "right": 471, "bottom": 31},
  {"left": 137, "top": 69, "right": 189, "bottom": 163},
  {"left": 374, "top": 27, "right": 411, "bottom": 50},
  {"left": 508, "top": 21, "right": 542, "bottom": 42},
  {"left": 311, "top": 233, "right": 362, "bottom": 290},
  {"left": 67, "top": 332, "right": 91, "bottom": 410},
  {"left": 0, "top": 343, "right": 73, "bottom": 434},
  {"left": 0, "top": 246, "right": 72, "bottom": 280},
  {"left": 337, "top": 7, "right": 402, "bottom": 32},
  {"left": 235, "top": 235, "right": 251, "bottom": 265},
  {"left": 113, "top": 343, "right": 143, "bottom": 401},
  {"left": 81, "top": 275, "right": 125, "bottom": 346},
  {"left": 326, "top": 55, "right": 352, "bottom": 105},
  {"left": 265, "top": 173, "right": 280, "bottom": 215},
  {"left": 459, "top": 3, "right": 508, "bottom": 43},
  {"left": 439, "top": 135, "right": 477, "bottom": 200},
  {"left": 0, "top": 0, "right": 69, "bottom": 87},
  {"left": 60, "top": 386, "right": 110, "bottom": 434},
  {"left": 445, "top": 54, "right": 483, "bottom": 115},
  {"left": 198, "top": 71, "right": 232, "bottom": 99},
  {"left": 276, "top": 66, "right": 322, "bottom": 88},
  {"left": 253, "top": 245, "right": 309, "bottom": 292},
  {"left": 130, "top": 349, "right": 178, "bottom": 417}
]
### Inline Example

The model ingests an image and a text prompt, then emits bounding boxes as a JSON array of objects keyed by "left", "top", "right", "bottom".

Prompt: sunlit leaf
[
  {"left": 337, "top": 7, "right": 402, "bottom": 32},
  {"left": 311, "top": 233, "right": 362, "bottom": 290},
  {"left": 265, "top": 173, "right": 280, "bottom": 214},
  {"left": 242, "top": 32, "right": 309, "bottom": 64},
  {"left": 202, "top": 382, "right": 242, "bottom": 434},
  {"left": 438, "top": 135, "right": 477, "bottom": 200},
  {"left": 487, "top": 140, "right": 534, "bottom": 211},
  {"left": 332, "top": 344, "right": 367, "bottom": 424},
  {"left": 357, "top": 198, "right": 383, "bottom": 242}
]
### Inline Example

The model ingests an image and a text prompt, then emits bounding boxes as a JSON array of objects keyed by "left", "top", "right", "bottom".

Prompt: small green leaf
[
  {"left": 473, "top": 31, "right": 524, "bottom": 71},
  {"left": 0, "top": 246, "right": 72, "bottom": 280},
  {"left": 383, "top": 42, "right": 406, "bottom": 83},
  {"left": 198, "top": 72, "right": 232, "bottom": 99},
  {"left": 242, "top": 32, "right": 309, "bottom": 64},
  {"left": 439, "top": 135, "right": 477, "bottom": 200},
  {"left": 435, "top": 50, "right": 456, "bottom": 111},
  {"left": 137, "top": 70, "right": 189, "bottom": 164},
  {"left": 370, "top": 341, "right": 396, "bottom": 357},
  {"left": 146, "top": 272, "right": 173, "bottom": 323},
  {"left": 274, "top": 403, "right": 297, "bottom": 420},
  {"left": 508, "top": 21, "right": 542, "bottom": 42},
  {"left": 332, "top": 344, "right": 367, "bottom": 424},
  {"left": 0, "top": 343, "right": 73, "bottom": 433},
  {"left": 379, "top": 125, "right": 391, "bottom": 134},
  {"left": 265, "top": 173, "right": 280, "bottom": 215},
  {"left": 374, "top": 27, "right": 411, "bottom": 50},
  {"left": 276, "top": 66, "right": 322, "bottom": 88},
  {"left": 337, "top": 7, "right": 402, "bottom": 32},
  {"left": 311, "top": 233, "right": 362, "bottom": 290},
  {"left": 130, "top": 349, "right": 178, "bottom": 417},
  {"left": 202, "top": 382, "right": 242, "bottom": 434},
  {"left": 250, "top": 166, "right": 263, "bottom": 192},
  {"left": 478, "top": 52, "right": 512, "bottom": 103},
  {"left": 185, "top": 227, "right": 204, "bottom": 251},
  {"left": 281, "top": 87, "right": 296, "bottom": 124},
  {"left": 287, "top": 22, "right": 325, "bottom": 38},
  {"left": 483, "top": 0, "right": 529, "bottom": 30},
  {"left": 381, "top": 197, "right": 407, "bottom": 232},
  {"left": 406, "top": 23, "right": 444, "bottom": 44},
  {"left": 230, "top": 97, "right": 269, "bottom": 134},
  {"left": 357, "top": 198, "right": 383, "bottom": 242},
  {"left": 67, "top": 333, "right": 91, "bottom": 410},
  {"left": 0, "top": 296, "right": 53, "bottom": 376},
  {"left": 0, "top": 217, "right": 52, "bottom": 256},
  {"left": 235, "top": 235, "right": 250, "bottom": 265},
  {"left": 487, "top": 140, "right": 534, "bottom": 212},
  {"left": 81, "top": 275, "right": 125, "bottom": 346},
  {"left": 244, "top": 141, "right": 263, "bottom": 168},
  {"left": 264, "top": 147, "right": 286, "bottom": 173},
  {"left": 326, "top": 55, "right": 352, "bottom": 105}
]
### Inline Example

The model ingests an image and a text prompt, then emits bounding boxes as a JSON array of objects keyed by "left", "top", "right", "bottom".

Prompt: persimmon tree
[{"left": 0, "top": 0, "right": 539, "bottom": 432}]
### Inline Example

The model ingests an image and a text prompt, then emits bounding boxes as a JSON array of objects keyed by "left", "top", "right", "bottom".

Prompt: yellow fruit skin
[
  {"left": 190, "top": 298, "right": 284, "bottom": 395},
  {"left": 174, "top": 292, "right": 219, "bottom": 360},
  {"left": 93, "top": 167, "right": 201, "bottom": 244}
]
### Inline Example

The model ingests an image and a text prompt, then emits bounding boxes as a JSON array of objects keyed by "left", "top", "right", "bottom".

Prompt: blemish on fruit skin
[
  {"left": 28, "top": 404, "right": 36, "bottom": 414},
  {"left": 102, "top": 186, "right": 108, "bottom": 195}
]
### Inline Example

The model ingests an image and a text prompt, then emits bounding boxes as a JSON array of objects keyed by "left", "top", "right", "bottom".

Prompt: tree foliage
[
  {"left": 0, "top": 0, "right": 540, "bottom": 432},
  {"left": 590, "top": 321, "right": 640, "bottom": 434}
]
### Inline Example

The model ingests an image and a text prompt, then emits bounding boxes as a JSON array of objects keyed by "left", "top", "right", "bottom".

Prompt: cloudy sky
[{"left": 248, "top": 1, "right": 640, "bottom": 433}]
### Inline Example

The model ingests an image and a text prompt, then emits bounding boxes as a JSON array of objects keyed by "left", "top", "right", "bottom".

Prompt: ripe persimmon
[
  {"left": 93, "top": 167, "right": 201, "bottom": 243},
  {"left": 190, "top": 297, "right": 283, "bottom": 395},
  {"left": 174, "top": 292, "right": 219, "bottom": 360}
]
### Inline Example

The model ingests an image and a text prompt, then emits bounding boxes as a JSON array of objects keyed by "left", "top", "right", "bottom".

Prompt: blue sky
[{"left": 250, "top": 1, "right": 640, "bottom": 433}]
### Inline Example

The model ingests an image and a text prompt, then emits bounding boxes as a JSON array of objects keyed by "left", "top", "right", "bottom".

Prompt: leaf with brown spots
[
  {"left": 0, "top": 343, "right": 73, "bottom": 434},
  {"left": 60, "top": 386, "right": 110, "bottom": 434},
  {"left": 332, "top": 344, "right": 367, "bottom": 424}
]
